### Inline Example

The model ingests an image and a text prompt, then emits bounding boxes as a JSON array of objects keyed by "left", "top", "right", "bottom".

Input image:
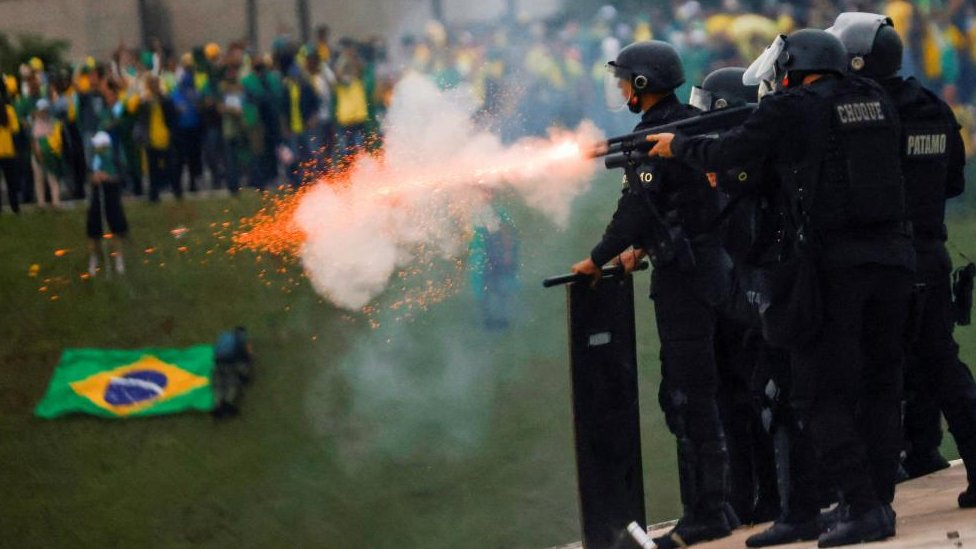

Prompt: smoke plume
[{"left": 246, "top": 72, "right": 601, "bottom": 311}]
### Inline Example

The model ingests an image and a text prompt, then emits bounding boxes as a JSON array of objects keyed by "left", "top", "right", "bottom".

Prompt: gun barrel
[
  {"left": 605, "top": 153, "right": 630, "bottom": 170},
  {"left": 586, "top": 142, "right": 611, "bottom": 159},
  {"left": 591, "top": 104, "right": 757, "bottom": 163}
]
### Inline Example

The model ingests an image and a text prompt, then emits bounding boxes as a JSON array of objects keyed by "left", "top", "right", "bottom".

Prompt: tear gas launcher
[
  {"left": 583, "top": 103, "right": 757, "bottom": 269},
  {"left": 588, "top": 104, "right": 757, "bottom": 170}
]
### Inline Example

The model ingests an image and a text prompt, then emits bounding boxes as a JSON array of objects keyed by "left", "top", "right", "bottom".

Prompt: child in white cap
[{"left": 87, "top": 131, "right": 128, "bottom": 276}]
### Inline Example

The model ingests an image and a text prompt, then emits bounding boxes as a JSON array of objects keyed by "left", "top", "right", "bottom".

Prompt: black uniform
[
  {"left": 672, "top": 74, "right": 914, "bottom": 519},
  {"left": 883, "top": 76, "right": 976, "bottom": 490},
  {"left": 712, "top": 161, "right": 798, "bottom": 524},
  {"left": 591, "top": 93, "right": 736, "bottom": 525}
]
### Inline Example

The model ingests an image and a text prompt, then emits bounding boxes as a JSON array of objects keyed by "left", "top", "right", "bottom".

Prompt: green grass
[{"left": 1, "top": 181, "right": 975, "bottom": 548}]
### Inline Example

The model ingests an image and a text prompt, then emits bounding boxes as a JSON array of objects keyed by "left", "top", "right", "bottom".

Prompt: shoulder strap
[{"left": 704, "top": 191, "right": 749, "bottom": 234}]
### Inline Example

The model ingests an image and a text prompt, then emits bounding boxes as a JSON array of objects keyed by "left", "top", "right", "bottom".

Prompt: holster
[
  {"left": 953, "top": 262, "right": 975, "bottom": 326},
  {"left": 650, "top": 224, "right": 695, "bottom": 271}
]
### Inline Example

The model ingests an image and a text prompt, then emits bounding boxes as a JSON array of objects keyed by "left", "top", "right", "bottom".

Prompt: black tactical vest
[
  {"left": 810, "top": 76, "right": 906, "bottom": 234},
  {"left": 886, "top": 78, "right": 953, "bottom": 238},
  {"left": 633, "top": 98, "right": 722, "bottom": 239}
]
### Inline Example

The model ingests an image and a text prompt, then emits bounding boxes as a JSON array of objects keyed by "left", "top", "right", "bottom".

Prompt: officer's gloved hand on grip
[
  {"left": 571, "top": 257, "right": 603, "bottom": 287},
  {"left": 646, "top": 133, "right": 676, "bottom": 158}
]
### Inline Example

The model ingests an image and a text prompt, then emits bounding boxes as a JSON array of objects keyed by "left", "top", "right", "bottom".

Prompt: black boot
[
  {"left": 902, "top": 384, "right": 946, "bottom": 479},
  {"left": 817, "top": 505, "right": 893, "bottom": 548},
  {"left": 745, "top": 516, "right": 822, "bottom": 547},
  {"left": 942, "top": 394, "right": 976, "bottom": 509},
  {"left": 723, "top": 502, "right": 742, "bottom": 530},
  {"left": 960, "top": 486, "right": 976, "bottom": 508},
  {"left": 652, "top": 513, "right": 732, "bottom": 549},
  {"left": 699, "top": 437, "right": 740, "bottom": 529},
  {"left": 881, "top": 504, "right": 897, "bottom": 538},
  {"left": 895, "top": 463, "right": 910, "bottom": 483},
  {"left": 654, "top": 438, "right": 735, "bottom": 548},
  {"left": 903, "top": 448, "right": 950, "bottom": 479},
  {"left": 750, "top": 497, "right": 781, "bottom": 525},
  {"left": 818, "top": 502, "right": 849, "bottom": 533}
]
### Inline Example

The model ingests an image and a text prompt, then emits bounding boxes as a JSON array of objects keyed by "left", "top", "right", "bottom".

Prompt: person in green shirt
[{"left": 30, "top": 99, "right": 63, "bottom": 209}]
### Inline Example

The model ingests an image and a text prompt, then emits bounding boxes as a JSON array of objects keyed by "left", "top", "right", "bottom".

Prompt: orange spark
[{"left": 231, "top": 186, "right": 313, "bottom": 258}]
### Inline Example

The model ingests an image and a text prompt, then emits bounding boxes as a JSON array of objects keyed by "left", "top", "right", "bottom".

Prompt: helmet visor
[
  {"left": 743, "top": 35, "right": 786, "bottom": 86},
  {"left": 604, "top": 64, "right": 632, "bottom": 111},
  {"left": 689, "top": 86, "right": 715, "bottom": 112}
]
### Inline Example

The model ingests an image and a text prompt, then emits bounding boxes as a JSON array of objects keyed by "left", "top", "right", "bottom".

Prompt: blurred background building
[{"left": 0, "top": 0, "right": 560, "bottom": 61}]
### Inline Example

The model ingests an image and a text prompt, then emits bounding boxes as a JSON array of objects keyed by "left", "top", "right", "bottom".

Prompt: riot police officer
[
  {"left": 571, "top": 41, "right": 739, "bottom": 548},
  {"left": 691, "top": 68, "right": 826, "bottom": 547},
  {"left": 690, "top": 67, "right": 784, "bottom": 526},
  {"left": 648, "top": 29, "right": 913, "bottom": 547},
  {"left": 829, "top": 12, "right": 976, "bottom": 510}
]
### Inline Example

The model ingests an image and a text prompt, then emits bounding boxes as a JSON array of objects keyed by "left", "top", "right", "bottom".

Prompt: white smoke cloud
[{"left": 294, "top": 72, "right": 601, "bottom": 310}]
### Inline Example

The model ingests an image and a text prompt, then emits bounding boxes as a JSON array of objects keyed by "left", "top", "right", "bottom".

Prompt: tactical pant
[
  {"left": 904, "top": 243, "right": 976, "bottom": 486},
  {"left": 756, "top": 342, "right": 827, "bottom": 522},
  {"left": 715, "top": 319, "right": 783, "bottom": 523},
  {"left": 790, "top": 264, "right": 912, "bottom": 516},
  {"left": 652, "top": 241, "right": 735, "bottom": 520}
]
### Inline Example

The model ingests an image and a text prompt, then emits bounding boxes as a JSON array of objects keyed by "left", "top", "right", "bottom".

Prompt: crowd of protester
[{"left": 1, "top": 0, "right": 976, "bottom": 216}]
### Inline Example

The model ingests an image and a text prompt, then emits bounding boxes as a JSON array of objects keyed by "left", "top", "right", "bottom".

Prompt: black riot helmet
[
  {"left": 605, "top": 40, "right": 685, "bottom": 113},
  {"left": 828, "top": 12, "right": 903, "bottom": 79},
  {"left": 744, "top": 29, "right": 847, "bottom": 90},
  {"left": 690, "top": 67, "right": 758, "bottom": 112}
]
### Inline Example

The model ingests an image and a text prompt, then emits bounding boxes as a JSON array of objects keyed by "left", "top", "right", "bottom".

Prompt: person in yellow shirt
[
  {"left": 333, "top": 39, "right": 370, "bottom": 160},
  {"left": 315, "top": 25, "right": 331, "bottom": 65},
  {"left": 0, "top": 80, "right": 22, "bottom": 213},
  {"left": 139, "top": 75, "right": 179, "bottom": 202}
]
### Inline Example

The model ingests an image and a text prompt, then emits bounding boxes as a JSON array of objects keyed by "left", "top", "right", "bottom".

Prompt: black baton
[{"left": 543, "top": 261, "right": 649, "bottom": 288}]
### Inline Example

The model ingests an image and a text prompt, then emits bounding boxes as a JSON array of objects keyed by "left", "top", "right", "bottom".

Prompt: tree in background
[{"left": 0, "top": 32, "right": 69, "bottom": 75}]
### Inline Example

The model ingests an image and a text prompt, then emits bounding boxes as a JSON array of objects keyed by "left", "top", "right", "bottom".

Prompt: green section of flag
[{"left": 35, "top": 345, "right": 215, "bottom": 419}]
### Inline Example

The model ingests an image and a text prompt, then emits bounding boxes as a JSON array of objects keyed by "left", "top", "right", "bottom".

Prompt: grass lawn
[{"left": 1, "top": 181, "right": 975, "bottom": 548}]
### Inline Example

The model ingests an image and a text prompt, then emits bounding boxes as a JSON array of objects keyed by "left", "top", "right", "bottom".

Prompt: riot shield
[{"left": 544, "top": 264, "right": 647, "bottom": 548}]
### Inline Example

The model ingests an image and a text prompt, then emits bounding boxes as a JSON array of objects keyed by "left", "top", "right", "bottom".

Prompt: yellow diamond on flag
[{"left": 69, "top": 355, "right": 209, "bottom": 416}]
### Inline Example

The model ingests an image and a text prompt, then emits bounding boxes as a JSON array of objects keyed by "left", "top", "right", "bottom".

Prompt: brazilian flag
[{"left": 35, "top": 346, "right": 215, "bottom": 419}]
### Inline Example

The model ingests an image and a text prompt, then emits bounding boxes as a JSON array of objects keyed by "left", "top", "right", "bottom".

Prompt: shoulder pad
[
  {"left": 900, "top": 82, "right": 950, "bottom": 120},
  {"left": 663, "top": 106, "right": 700, "bottom": 123}
]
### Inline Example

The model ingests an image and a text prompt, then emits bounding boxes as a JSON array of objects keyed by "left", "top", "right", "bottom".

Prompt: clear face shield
[
  {"left": 604, "top": 64, "right": 633, "bottom": 111},
  {"left": 689, "top": 86, "right": 732, "bottom": 112},
  {"left": 689, "top": 86, "right": 712, "bottom": 111},
  {"left": 743, "top": 35, "right": 787, "bottom": 88}
]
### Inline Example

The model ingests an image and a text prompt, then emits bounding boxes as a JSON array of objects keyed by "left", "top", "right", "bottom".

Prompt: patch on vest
[
  {"left": 623, "top": 168, "right": 656, "bottom": 189},
  {"left": 905, "top": 131, "right": 947, "bottom": 157},
  {"left": 834, "top": 101, "right": 886, "bottom": 126}
]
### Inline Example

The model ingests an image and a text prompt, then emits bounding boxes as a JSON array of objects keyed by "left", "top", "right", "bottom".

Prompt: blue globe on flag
[{"left": 104, "top": 370, "right": 169, "bottom": 406}]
